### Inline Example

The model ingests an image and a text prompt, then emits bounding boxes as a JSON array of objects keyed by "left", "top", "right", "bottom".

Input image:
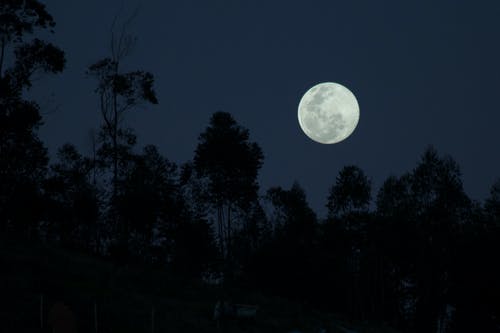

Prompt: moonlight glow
[{"left": 298, "top": 82, "right": 360, "bottom": 144}]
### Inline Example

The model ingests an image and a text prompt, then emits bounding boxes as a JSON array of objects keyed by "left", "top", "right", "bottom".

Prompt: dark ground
[{"left": 0, "top": 235, "right": 399, "bottom": 333}]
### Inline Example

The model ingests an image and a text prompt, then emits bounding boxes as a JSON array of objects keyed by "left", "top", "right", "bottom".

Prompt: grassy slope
[{"left": 0, "top": 237, "right": 399, "bottom": 333}]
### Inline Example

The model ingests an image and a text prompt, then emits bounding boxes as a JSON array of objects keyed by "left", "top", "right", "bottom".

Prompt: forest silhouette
[{"left": 1, "top": 2, "right": 500, "bottom": 332}]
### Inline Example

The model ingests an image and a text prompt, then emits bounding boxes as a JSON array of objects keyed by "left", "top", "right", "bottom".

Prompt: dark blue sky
[{"left": 35, "top": 0, "right": 500, "bottom": 216}]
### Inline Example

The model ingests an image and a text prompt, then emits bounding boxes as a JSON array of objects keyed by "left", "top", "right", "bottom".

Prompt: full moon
[{"left": 298, "top": 82, "right": 360, "bottom": 144}]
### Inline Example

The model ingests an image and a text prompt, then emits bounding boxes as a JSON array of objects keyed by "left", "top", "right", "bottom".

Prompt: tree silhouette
[
  {"left": 408, "top": 147, "right": 470, "bottom": 332},
  {"left": 1, "top": 5, "right": 500, "bottom": 327},
  {"left": 327, "top": 165, "right": 371, "bottom": 219},
  {"left": 376, "top": 174, "right": 414, "bottom": 220},
  {"left": 449, "top": 180, "right": 500, "bottom": 332},
  {"left": 87, "top": 13, "right": 158, "bottom": 256},
  {"left": 87, "top": 13, "right": 158, "bottom": 205},
  {"left": 485, "top": 179, "right": 500, "bottom": 222},
  {"left": 193, "top": 111, "right": 263, "bottom": 261},
  {"left": 0, "top": 0, "right": 57, "bottom": 76},
  {"left": 0, "top": 0, "right": 65, "bottom": 238},
  {"left": 267, "top": 182, "right": 317, "bottom": 245},
  {"left": 247, "top": 182, "right": 317, "bottom": 299},
  {"left": 43, "top": 144, "right": 99, "bottom": 249},
  {"left": 232, "top": 199, "right": 268, "bottom": 261},
  {"left": 375, "top": 173, "right": 416, "bottom": 326},
  {"left": 323, "top": 166, "right": 372, "bottom": 318},
  {"left": 371, "top": 147, "right": 472, "bottom": 330},
  {"left": 113, "top": 144, "right": 177, "bottom": 262}
]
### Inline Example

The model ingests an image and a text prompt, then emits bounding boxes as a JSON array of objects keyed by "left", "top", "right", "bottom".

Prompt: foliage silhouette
[
  {"left": 327, "top": 165, "right": 371, "bottom": 218},
  {"left": 87, "top": 13, "right": 158, "bottom": 259},
  {"left": 193, "top": 111, "right": 264, "bottom": 261},
  {"left": 43, "top": 144, "right": 99, "bottom": 250},
  {"left": 2, "top": 4, "right": 500, "bottom": 331},
  {"left": 0, "top": 0, "right": 65, "bottom": 238}
]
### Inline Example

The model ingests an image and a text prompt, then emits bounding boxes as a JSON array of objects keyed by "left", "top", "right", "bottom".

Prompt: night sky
[{"left": 33, "top": 0, "right": 500, "bottom": 216}]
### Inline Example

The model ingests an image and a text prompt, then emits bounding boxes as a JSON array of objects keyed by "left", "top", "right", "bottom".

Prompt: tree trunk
[
  {"left": 227, "top": 204, "right": 231, "bottom": 260},
  {"left": 217, "top": 205, "right": 224, "bottom": 258},
  {"left": 0, "top": 38, "right": 5, "bottom": 79},
  {"left": 112, "top": 89, "right": 118, "bottom": 201}
]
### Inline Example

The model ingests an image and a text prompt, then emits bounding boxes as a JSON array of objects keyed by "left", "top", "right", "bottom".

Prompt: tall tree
[
  {"left": 0, "top": 0, "right": 65, "bottom": 237},
  {"left": 193, "top": 111, "right": 263, "bottom": 260},
  {"left": 374, "top": 173, "right": 417, "bottom": 327},
  {"left": 324, "top": 166, "right": 372, "bottom": 318},
  {"left": 410, "top": 147, "right": 468, "bottom": 331},
  {"left": 87, "top": 13, "right": 158, "bottom": 200},
  {"left": 113, "top": 145, "right": 177, "bottom": 262},
  {"left": 87, "top": 13, "right": 158, "bottom": 253},
  {"left": 248, "top": 182, "right": 317, "bottom": 298}
]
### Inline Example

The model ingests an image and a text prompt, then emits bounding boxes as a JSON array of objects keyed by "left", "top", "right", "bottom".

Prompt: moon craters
[{"left": 298, "top": 82, "right": 359, "bottom": 144}]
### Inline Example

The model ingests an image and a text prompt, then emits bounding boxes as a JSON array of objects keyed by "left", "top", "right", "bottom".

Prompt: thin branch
[
  {"left": 116, "top": 5, "right": 140, "bottom": 61},
  {"left": 100, "top": 92, "right": 112, "bottom": 131},
  {"left": 110, "top": 2, "right": 124, "bottom": 61}
]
